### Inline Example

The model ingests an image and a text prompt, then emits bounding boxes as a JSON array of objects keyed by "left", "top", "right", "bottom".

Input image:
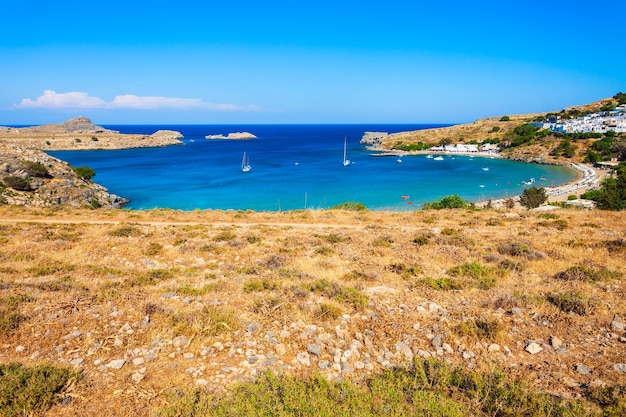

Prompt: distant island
[{"left": 205, "top": 132, "right": 257, "bottom": 140}]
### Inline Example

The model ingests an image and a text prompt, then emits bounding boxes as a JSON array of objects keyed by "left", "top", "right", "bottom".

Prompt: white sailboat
[
  {"left": 241, "top": 152, "right": 251, "bottom": 172},
  {"left": 343, "top": 137, "right": 350, "bottom": 166}
]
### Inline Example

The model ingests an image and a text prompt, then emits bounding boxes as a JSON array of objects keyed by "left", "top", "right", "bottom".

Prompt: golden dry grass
[{"left": 0, "top": 205, "right": 624, "bottom": 416}]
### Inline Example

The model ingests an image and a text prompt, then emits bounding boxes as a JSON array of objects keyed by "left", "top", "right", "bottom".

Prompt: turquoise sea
[{"left": 47, "top": 124, "right": 577, "bottom": 211}]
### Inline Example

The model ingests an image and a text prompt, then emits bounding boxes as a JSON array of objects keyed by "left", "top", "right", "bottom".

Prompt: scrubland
[{"left": 0, "top": 205, "right": 624, "bottom": 416}]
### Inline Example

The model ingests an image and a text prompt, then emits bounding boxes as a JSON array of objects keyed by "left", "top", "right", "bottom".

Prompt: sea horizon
[{"left": 47, "top": 124, "right": 577, "bottom": 211}]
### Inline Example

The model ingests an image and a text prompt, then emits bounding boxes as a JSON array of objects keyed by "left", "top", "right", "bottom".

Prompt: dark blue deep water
[{"left": 47, "top": 124, "right": 576, "bottom": 211}]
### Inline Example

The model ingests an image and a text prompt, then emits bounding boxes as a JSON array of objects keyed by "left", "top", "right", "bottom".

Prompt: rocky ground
[
  {"left": 0, "top": 206, "right": 624, "bottom": 416},
  {"left": 0, "top": 144, "right": 128, "bottom": 208}
]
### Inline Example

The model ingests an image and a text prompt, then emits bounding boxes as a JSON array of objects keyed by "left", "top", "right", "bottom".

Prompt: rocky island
[{"left": 205, "top": 132, "right": 257, "bottom": 140}]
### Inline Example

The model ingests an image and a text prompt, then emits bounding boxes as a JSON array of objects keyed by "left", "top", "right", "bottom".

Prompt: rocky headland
[
  {"left": 0, "top": 117, "right": 185, "bottom": 208},
  {"left": 0, "top": 116, "right": 184, "bottom": 151},
  {"left": 364, "top": 95, "right": 622, "bottom": 165},
  {"left": 0, "top": 144, "right": 128, "bottom": 208}
]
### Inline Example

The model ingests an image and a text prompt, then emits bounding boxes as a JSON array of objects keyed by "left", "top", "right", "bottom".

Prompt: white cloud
[
  {"left": 14, "top": 90, "right": 258, "bottom": 112},
  {"left": 16, "top": 90, "right": 106, "bottom": 109}
]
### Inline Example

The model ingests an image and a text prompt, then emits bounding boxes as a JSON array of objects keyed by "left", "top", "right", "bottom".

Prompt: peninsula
[{"left": 0, "top": 116, "right": 184, "bottom": 150}]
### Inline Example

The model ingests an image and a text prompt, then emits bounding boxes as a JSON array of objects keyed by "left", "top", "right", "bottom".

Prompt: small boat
[
  {"left": 241, "top": 152, "right": 251, "bottom": 172},
  {"left": 426, "top": 154, "right": 433, "bottom": 159},
  {"left": 343, "top": 137, "right": 350, "bottom": 166},
  {"left": 401, "top": 195, "right": 410, "bottom": 200},
  {"left": 434, "top": 156, "right": 444, "bottom": 161},
  {"left": 482, "top": 167, "right": 489, "bottom": 171},
  {"left": 479, "top": 184, "right": 485, "bottom": 188},
  {"left": 397, "top": 158, "right": 402, "bottom": 163}
]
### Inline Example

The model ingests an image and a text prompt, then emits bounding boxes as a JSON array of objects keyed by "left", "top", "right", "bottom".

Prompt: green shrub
[
  {"left": 72, "top": 165, "right": 96, "bottom": 181},
  {"left": 499, "top": 115, "right": 510, "bottom": 121},
  {"left": 520, "top": 187, "right": 547, "bottom": 209},
  {"left": 412, "top": 235, "right": 430, "bottom": 246},
  {"left": 547, "top": 291, "right": 595, "bottom": 315},
  {"left": 243, "top": 279, "right": 279, "bottom": 293},
  {"left": 308, "top": 279, "right": 368, "bottom": 310},
  {"left": 176, "top": 281, "right": 226, "bottom": 296},
  {"left": 3, "top": 176, "right": 31, "bottom": 191},
  {"left": 0, "top": 362, "right": 81, "bottom": 416},
  {"left": 554, "top": 265, "right": 622, "bottom": 282},
  {"left": 331, "top": 201, "right": 367, "bottom": 211},
  {"left": 246, "top": 235, "right": 262, "bottom": 244},
  {"left": 108, "top": 224, "right": 142, "bottom": 237},
  {"left": 454, "top": 319, "right": 502, "bottom": 340},
  {"left": 388, "top": 263, "right": 423, "bottom": 279},
  {"left": 422, "top": 277, "right": 464, "bottom": 291},
  {"left": 423, "top": 194, "right": 469, "bottom": 210},
  {"left": 23, "top": 161, "right": 49, "bottom": 177},
  {"left": 213, "top": 230, "right": 235, "bottom": 241},
  {"left": 156, "top": 358, "right": 593, "bottom": 417},
  {"left": 144, "top": 242, "right": 163, "bottom": 256},
  {"left": 447, "top": 262, "right": 498, "bottom": 289},
  {"left": 316, "top": 302, "right": 343, "bottom": 320},
  {"left": 0, "top": 309, "right": 24, "bottom": 335},
  {"left": 128, "top": 268, "right": 176, "bottom": 287},
  {"left": 27, "top": 261, "right": 75, "bottom": 277}
]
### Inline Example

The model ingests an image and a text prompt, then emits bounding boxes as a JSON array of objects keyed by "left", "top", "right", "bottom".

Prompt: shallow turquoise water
[{"left": 47, "top": 124, "right": 577, "bottom": 211}]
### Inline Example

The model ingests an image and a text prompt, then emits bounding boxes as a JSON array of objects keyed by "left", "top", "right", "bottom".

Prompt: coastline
[{"left": 368, "top": 146, "right": 603, "bottom": 208}]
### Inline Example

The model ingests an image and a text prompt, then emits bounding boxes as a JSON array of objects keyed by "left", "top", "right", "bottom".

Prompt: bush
[
  {"left": 422, "top": 194, "right": 469, "bottom": 210},
  {"left": 73, "top": 165, "right": 96, "bottom": 181},
  {"left": 519, "top": 187, "right": 547, "bottom": 209},
  {"left": 331, "top": 201, "right": 367, "bottom": 211},
  {"left": 0, "top": 362, "right": 81, "bottom": 416},
  {"left": 499, "top": 115, "right": 510, "bottom": 121},
  {"left": 3, "top": 176, "right": 31, "bottom": 191},
  {"left": 547, "top": 291, "right": 595, "bottom": 315},
  {"left": 23, "top": 161, "right": 49, "bottom": 177}
]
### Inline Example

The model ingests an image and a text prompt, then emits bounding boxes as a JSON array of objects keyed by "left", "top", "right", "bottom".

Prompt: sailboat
[
  {"left": 343, "top": 137, "right": 350, "bottom": 166},
  {"left": 241, "top": 152, "right": 251, "bottom": 172}
]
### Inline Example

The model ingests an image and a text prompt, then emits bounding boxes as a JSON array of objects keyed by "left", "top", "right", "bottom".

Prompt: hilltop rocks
[
  {"left": 205, "top": 132, "right": 257, "bottom": 140},
  {"left": 4, "top": 116, "right": 116, "bottom": 135},
  {"left": 360, "top": 132, "right": 388, "bottom": 149}
]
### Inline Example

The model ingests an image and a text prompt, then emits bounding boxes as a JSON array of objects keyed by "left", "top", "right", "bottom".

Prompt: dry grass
[{"left": 0, "top": 205, "right": 624, "bottom": 416}]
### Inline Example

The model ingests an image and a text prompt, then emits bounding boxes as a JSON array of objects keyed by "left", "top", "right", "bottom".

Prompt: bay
[{"left": 47, "top": 124, "right": 576, "bottom": 211}]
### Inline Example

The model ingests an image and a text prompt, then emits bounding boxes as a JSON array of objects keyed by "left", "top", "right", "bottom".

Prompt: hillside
[
  {"left": 375, "top": 94, "right": 624, "bottom": 164},
  {"left": 0, "top": 116, "right": 183, "bottom": 150},
  {"left": 0, "top": 206, "right": 624, "bottom": 416}
]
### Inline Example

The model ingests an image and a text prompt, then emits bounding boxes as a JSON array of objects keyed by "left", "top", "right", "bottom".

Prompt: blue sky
[{"left": 1, "top": 1, "right": 624, "bottom": 125}]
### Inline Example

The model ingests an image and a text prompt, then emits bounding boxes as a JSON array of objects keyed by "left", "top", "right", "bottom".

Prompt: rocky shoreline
[
  {"left": 0, "top": 144, "right": 129, "bottom": 208},
  {"left": 0, "top": 117, "right": 186, "bottom": 208}
]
